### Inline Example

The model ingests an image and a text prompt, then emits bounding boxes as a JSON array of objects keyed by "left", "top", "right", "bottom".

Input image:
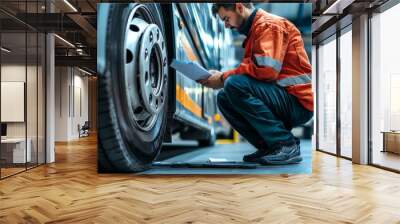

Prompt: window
[
  {"left": 371, "top": 3, "right": 400, "bottom": 171},
  {"left": 317, "top": 36, "right": 337, "bottom": 154},
  {"left": 339, "top": 27, "right": 352, "bottom": 158}
]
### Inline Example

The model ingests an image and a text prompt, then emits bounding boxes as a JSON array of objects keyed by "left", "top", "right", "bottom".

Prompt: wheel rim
[{"left": 123, "top": 5, "right": 168, "bottom": 131}]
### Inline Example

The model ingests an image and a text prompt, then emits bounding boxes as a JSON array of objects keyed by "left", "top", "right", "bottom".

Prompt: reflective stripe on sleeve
[
  {"left": 254, "top": 55, "right": 282, "bottom": 73},
  {"left": 276, "top": 74, "right": 311, "bottom": 87}
]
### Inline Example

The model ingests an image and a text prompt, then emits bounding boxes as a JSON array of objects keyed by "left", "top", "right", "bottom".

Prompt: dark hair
[{"left": 212, "top": 3, "right": 254, "bottom": 17}]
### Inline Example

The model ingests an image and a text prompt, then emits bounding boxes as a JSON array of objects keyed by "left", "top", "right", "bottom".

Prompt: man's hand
[{"left": 197, "top": 70, "right": 224, "bottom": 89}]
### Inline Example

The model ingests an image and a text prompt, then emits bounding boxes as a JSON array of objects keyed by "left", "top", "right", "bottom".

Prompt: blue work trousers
[{"left": 217, "top": 74, "right": 313, "bottom": 151}]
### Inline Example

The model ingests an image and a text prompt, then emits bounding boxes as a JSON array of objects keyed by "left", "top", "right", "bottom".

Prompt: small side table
[{"left": 381, "top": 131, "right": 400, "bottom": 154}]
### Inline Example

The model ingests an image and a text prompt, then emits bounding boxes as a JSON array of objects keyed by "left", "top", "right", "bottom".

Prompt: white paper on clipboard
[{"left": 170, "top": 59, "right": 212, "bottom": 81}]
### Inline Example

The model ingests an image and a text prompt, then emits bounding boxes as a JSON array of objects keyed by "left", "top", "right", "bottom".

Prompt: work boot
[
  {"left": 243, "top": 149, "right": 272, "bottom": 162},
  {"left": 243, "top": 138, "right": 300, "bottom": 163},
  {"left": 243, "top": 139, "right": 270, "bottom": 162},
  {"left": 259, "top": 141, "right": 302, "bottom": 165}
]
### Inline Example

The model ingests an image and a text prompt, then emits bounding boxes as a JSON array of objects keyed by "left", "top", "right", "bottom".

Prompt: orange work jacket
[{"left": 222, "top": 9, "right": 314, "bottom": 112}]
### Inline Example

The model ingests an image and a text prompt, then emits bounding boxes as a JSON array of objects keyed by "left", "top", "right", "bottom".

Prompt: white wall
[
  {"left": 72, "top": 73, "right": 89, "bottom": 138},
  {"left": 54, "top": 67, "right": 89, "bottom": 141},
  {"left": 55, "top": 66, "right": 69, "bottom": 141},
  {"left": 1, "top": 64, "right": 26, "bottom": 81}
]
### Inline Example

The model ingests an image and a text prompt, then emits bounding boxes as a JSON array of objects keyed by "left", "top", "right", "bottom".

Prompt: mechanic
[{"left": 198, "top": 3, "right": 313, "bottom": 165}]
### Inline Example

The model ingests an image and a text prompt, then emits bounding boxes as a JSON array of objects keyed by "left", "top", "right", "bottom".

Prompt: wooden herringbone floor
[{"left": 1, "top": 135, "right": 400, "bottom": 224}]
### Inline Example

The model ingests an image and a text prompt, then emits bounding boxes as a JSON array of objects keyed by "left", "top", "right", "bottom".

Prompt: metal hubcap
[{"left": 123, "top": 5, "right": 167, "bottom": 131}]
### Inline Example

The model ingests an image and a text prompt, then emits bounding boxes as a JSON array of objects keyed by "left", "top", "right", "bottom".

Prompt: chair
[{"left": 78, "top": 121, "right": 90, "bottom": 138}]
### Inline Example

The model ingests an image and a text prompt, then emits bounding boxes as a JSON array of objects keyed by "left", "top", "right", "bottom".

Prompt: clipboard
[{"left": 170, "top": 59, "right": 212, "bottom": 81}]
